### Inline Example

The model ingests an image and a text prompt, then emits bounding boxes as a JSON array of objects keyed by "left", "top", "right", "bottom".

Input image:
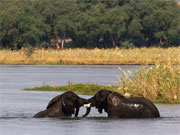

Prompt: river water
[{"left": 0, "top": 65, "right": 180, "bottom": 135}]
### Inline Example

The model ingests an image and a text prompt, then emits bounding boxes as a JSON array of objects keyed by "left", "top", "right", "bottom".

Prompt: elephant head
[
  {"left": 34, "top": 91, "right": 89, "bottom": 118},
  {"left": 83, "top": 90, "right": 125, "bottom": 117}
]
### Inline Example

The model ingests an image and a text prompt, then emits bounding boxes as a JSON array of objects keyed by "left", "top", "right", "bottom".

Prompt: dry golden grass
[
  {"left": 117, "top": 63, "right": 180, "bottom": 103},
  {"left": 0, "top": 47, "right": 180, "bottom": 65}
]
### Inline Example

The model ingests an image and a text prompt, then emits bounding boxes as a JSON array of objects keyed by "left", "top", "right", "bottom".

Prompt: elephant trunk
[
  {"left": 83, "top": 106, "right": 91, "bottom": 117},
  {"left": 75, "top": 107, "right": 79, "bottom": 117},
  {"left": 87, "top": 97, "right": 96, "bottom": 107},
  {"left": 82, "top": 97, "right": 96, "bottom": 117},
  {"left": 78, "top": 97, "right": 89, "bottom": 106},
  {"left": 76, "top": 97, "right": 90, "bottom": 117}
]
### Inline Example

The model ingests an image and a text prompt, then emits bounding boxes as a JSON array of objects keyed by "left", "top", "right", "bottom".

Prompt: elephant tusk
[{"left": 83, "top": 103, "right": 91, "bottom": 108}]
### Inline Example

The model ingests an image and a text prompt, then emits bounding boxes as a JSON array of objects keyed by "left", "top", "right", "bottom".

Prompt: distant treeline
[{"left": 0, "top": 0, "right": 180, "bottom": 49}]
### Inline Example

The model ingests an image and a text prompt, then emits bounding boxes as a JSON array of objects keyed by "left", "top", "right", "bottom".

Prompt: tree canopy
[{"left": 0, "top": 0, "right": 180, "bottom": 49}]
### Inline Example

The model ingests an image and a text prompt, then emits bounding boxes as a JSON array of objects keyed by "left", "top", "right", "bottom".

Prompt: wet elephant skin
[
  {"left": 34, "top": 91, "right": 89, "bottom": 118},
  {"left": 84, "top": 90, "right": 160, "bottom": 118}
]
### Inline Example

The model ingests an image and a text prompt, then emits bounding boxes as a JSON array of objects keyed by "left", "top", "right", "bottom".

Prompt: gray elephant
[
  {"left": 83, "top": 90, "right": 160, "bottom": 118},
  {"left": 34, "top": 91, "right": 89, "bottom": 118}
]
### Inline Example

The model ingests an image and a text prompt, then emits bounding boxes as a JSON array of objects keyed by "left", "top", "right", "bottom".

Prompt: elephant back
[
  {"left": 129, "top": 97, "right": 160, "bottom": 117},
  {"left": 47, "top": 95, "right": 62, "bottom": 109}
]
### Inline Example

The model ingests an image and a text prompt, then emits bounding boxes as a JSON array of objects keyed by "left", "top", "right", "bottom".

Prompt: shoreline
[
  {"left": 0, "top": 63, "right": 153, "bottom": 65},
  {"left": 24, "top": 83, "right": 180, "bottom": 104},
  {"left": 1, "top": 47, "right": 180, "bottom": 65}
]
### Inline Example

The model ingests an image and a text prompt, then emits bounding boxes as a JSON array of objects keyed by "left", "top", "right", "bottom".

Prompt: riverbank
[
  {"left": 1, "top": 47, "right": 180, "bottom": 65},
  {"left": 24, "top": 82, "right": 179, "bottom": 104}
]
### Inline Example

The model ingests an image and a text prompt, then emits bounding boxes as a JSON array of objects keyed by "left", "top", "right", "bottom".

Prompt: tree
[
  {"left": 0, "top": 1, "right": 46, "bottom": 49},
  {"left": 0, "top": 0, "right": 179, "bottom": 49}
]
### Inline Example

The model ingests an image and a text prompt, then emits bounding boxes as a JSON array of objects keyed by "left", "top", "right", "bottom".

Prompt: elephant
[
  {"left": 34, "top": 91, "right": 89, "bottom": 118},
  {"left": 83, "top": 90, "right": 160, "bottom": 118}
]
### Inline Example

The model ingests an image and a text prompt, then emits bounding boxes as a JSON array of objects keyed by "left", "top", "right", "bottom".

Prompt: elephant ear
[
  {"left": 62, "top": 96, "right": 74, "bottom": 107},
  {"left": 62, "top": 96, "right": 67, "bottom": 107},
  {"left": 61, "top": 96, "right": 75, "bottom": 115},
  {"left": 107, "top": 94, "right": 121, "bottom": 107}
]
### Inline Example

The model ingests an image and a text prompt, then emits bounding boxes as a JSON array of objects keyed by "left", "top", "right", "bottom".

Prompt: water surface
[{"left": 0, "top": 65, "right": 180, "bottom": 135}]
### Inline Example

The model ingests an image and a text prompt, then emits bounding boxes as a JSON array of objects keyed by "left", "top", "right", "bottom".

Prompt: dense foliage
[{"left": 0, "top": 0, "right": 180, "bottom": 49}]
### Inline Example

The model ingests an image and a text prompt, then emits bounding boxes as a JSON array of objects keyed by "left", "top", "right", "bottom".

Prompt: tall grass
[
  {"left": 117, "top": 63, "right": 180, "bottom": 103},
  {"left": 0, "top": 47, "right": 180, "bottom": 65}
]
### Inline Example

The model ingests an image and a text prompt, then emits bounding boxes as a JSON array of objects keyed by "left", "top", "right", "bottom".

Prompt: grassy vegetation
[
  {"left": 24, "top": 83, "right": 117, "bottom": 95},
  {"left": 117, "top": 63, "right": 180, "bottom": 103},
  {"left": 1, "top": 47, "right": 180, "bottom": 65},
  {"left": 24, "top": 63, "right": 180, "bottom": 103}
]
